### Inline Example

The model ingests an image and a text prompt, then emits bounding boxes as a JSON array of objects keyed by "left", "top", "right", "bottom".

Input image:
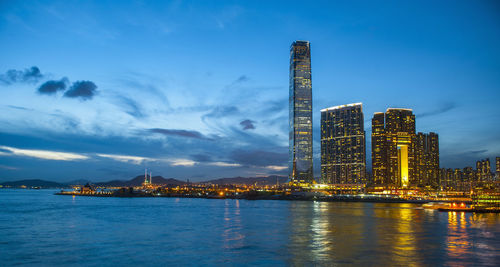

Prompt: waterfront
[{"left": 1, "top": 189, "right": 499, "bottom": 266}]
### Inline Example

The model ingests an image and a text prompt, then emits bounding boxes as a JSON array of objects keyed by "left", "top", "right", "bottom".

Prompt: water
[{"left": 0, "top": 189, "right": 499, "bottom": 266}]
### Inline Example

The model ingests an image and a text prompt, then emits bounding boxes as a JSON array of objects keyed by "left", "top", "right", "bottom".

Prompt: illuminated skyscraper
[
  {"left": 371, "top": 108, "right": 416, "bottom": 187},
  {"left": 371, "top": 112, "right": 387, "bottom": 185},
  {"left": 321, "top": 103, "right": 366, "bottom": 184},
  {"left": 289, "top": 40, "right": 313, "bottom": 183},
  {"left": 415, "top": 132, "right": 439, "bottom": 188}
]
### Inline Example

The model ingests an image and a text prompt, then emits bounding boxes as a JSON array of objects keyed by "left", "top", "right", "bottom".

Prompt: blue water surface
[{"left": 0, "top": 189, "right": 499, "bottom": 266}]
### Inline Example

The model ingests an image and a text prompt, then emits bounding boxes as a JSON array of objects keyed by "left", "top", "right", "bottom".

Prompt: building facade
[
  {"left": 415, "top": 132, "right": 440, "bottom": 188},
  {"left": 371, "top": 108, "right": 416, "bottom": 187},
  {"left": 289, "top": 40, "right": 314, "bottom": 183},
  {"left": 320, "top": 103, "right": 366, "bottom": 184}
]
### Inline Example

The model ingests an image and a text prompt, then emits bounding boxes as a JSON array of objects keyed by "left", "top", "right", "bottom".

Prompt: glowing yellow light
[{"left": 219, "top": 192, "right": 224, "bottom": 196}]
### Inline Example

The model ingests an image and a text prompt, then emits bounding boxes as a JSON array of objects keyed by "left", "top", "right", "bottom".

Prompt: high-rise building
[
  {"left": 476, "top": 158, "right": 491, "bottom": 181},
  {"left": 496, "top": 157, "right": 500, "bottom": 181},
  {"left": 289, "top": 40, "right": 313, "bottom": 183},
  {"left": 320, "top": 103, "right": 366, "bottom": 184},
  {"left": 415, "top": 132, "right": 440, "bottom": 188},
  {"left": 371, "top": 108, "right": 416, "bottom": 187}
]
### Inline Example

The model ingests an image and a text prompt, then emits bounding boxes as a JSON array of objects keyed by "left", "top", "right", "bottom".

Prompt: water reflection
[
  {"left": 287, "top": 202, "right": 499, "bottom": 266},
  {"left": 222, "top": 200, "right": 244, "bottom": 250}
]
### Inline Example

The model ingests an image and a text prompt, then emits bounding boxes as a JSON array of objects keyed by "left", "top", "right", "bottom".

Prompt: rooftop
[{"left": 321, "top": 103, "right": 362, "bottom": 112}]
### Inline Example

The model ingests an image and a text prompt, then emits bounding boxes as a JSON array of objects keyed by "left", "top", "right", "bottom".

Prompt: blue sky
[{"left": 0, "top": 0, "right": 499, "bottom": 182}]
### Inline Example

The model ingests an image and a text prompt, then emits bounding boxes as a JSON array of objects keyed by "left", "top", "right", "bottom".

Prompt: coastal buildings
[
  {"left": 415, "top": 132, "right": 440, "bottom": 188},
  {"left": 371, "top": 108, "right": 416, "bottom": 187},
  {"left": 320, "top": 103, "right": 366, "bottom": 184},
  {"left": 289, "top": 40, "right": 314, "bottom": 184}
]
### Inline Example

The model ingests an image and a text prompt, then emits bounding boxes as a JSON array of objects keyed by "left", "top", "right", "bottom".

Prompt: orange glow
[{"left": 219, "top": 192, "right": 224, "bottom": 196}]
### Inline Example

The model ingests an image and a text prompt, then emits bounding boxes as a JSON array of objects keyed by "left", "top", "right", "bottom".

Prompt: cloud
[
  {"left": 115, "top": 96, "right": 146, "bottom": 118},
  {"left": 190, "top": 153, "right": 212, "bottom": 162},
  {"left": 0, "top": 164, "right": 19, "bottom": 170},
  {"left": 235, "top": 75, "right": 249, "bottom": 83},
  {"left": 0, "top": 145, "right": 88, "bottom": 161},
  {"left": 417, "top": 102, "right": 457, "bottom": 118},
  {"left": 149, "top": 128, "right": 210, "bottom": 139},
  {"left": 207, "top": 162, "right": 242, "bottom": 167},
  {"left": 265, "top": 165, "right": 287, "bottom": 171},
  {"left": 240, "top": 119, "right": 255, "bottom": 130},
  {"left": 203, "top": 106, "right": 239, "bottom": 120},
  {"left": 169, "top": 159, "right": 196, "bottom": 166},
  {"left": 230, "top": 149, "right": 287, "bottom": 167},
  {"left": 97, "top": 153, "right": 196, "bottom": 167},
  {"left": 0, "top": 66, "right": 43, "bottom": 85},
  {"left": 97, "top": 153, "right": 151, "bottom": 165},
  {"left": 64, "top": 81, "right": 98, "bottom": 100},
  {"left": 37, "top": 78, "right": 69, "bottom": 95}
]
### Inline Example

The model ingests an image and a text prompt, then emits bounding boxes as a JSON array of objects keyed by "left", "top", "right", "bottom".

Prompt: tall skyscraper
[
  {"left": 321, "top": 103, "right": 366, "bottom": 184},
  {"left": 371, "top": 108, "right": 416, "bottom": 187},
  {"left": 415, "top": 132, "right": 440, "bottom": 188},
  {"left": 289, "top": 40, "right": 313, "bottom": 184}
]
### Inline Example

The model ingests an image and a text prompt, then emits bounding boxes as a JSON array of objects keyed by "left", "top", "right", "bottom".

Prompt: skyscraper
[
  {"left": 371, "top": 108, "right": 416, "bottom": 187},
  {"left": 415, "top": 132, "right": 440, "bottom": 188},
  {"left": 289, "top": 40, "right": 313, "bottom": 183},
  {"left": 321, "top": 103, "right": 366, "bottom": 184}
]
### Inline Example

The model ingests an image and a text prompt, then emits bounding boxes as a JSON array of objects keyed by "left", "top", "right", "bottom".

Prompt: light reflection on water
[{"left": 0, "top": 190, "right": 499, "bottom": 266}]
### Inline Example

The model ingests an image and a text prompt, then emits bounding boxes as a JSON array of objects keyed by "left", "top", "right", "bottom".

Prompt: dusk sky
[{"left": 1, "top": 0, "right": 499, "bottom": 182}]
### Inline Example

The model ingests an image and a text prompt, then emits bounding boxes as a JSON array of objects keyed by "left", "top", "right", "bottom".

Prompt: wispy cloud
[
  {"left": 265, "top": 165, "right": 287, "bottom": 171},
  {"left": 0, "top": 145, "right": 89, "bottom": 161},
  {"left": 417, "top": 102, "right": 457, "bottom": 118},
  {"left": 149, "top": 128, "right": 211, "bottom": 140},
  {"left": 207, "top": 162, "right": 242, "bottom": 167},
  {"left": 97, "top": 153, "right": 196, "bottom": 167},
  {"left": 97, "top": 153, "right": 151, "bottom": 165}
]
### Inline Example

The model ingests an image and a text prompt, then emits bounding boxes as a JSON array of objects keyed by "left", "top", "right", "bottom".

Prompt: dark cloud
[
  {"left": 235, "top": 75, "right": 249, "bottom": 83},
  {"left": 149, "top": 128, "right": 210, "bottom": 140},
  {"left": 240, "top": 119, "right": 255, "bottom": 130},
  {"left": 230, "top": 149, "right": 287, "bottom": 167},
  {"left": 37, "top": 78, "right": 68, "bottom": 95},
  {"left": 190, "top": 154, "right": 212, "bottom": 162},
  {"left": 64, "top": 81, "right": 97, "bottom": 100},
  {"left": 0, "top": 66, "right": 43, "bottom": 85},
  {"left": 417, "top": 102, "right": 457, "bottom": 118}
]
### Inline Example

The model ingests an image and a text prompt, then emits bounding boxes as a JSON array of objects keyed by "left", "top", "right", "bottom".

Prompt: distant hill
[
  {"left": 0, "top": 175, "right": 288, "bottom": 188},
  {"left": 0, "top": 179, "right": 67, "bottom": 188},
  {"left": 95, "top": 175, "right": 186, "bottom": 187},
  {"left": 201, "top": 175, "right": 288, "bottom": 186}
]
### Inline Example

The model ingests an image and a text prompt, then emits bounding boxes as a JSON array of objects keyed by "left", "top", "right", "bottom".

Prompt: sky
[{"left": 0, "top": 0, "right": 499, "bottom": 182}]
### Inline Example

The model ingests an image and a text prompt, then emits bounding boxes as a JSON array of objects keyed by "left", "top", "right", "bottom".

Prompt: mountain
[
  {"left": 95, "top": 175, "right": 186, "bottom": 187},
  {"left": 201, "top": 175, "right": 288, "bottom": 186},
  {"left": 0, "top": 179, "right": 67, "bottom": 188}
]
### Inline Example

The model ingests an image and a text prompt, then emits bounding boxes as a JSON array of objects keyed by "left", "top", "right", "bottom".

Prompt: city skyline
[{"left": 1, "top": 1, "right": 499, "bottom": 182}]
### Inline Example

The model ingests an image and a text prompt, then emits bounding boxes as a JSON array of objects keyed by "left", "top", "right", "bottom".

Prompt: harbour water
[{"left": 1, "top": 189, "right": 499, "bottom": 266}]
